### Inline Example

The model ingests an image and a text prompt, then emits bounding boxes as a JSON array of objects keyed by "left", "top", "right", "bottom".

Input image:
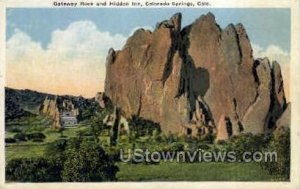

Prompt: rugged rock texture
[
  {"left": 104, "top": 12, "right": 289, "bottom": 138},
  {"left": 39, "top": 94, "right": 100, "bottom": 129},
  {"left": 216, "top": 115, "right": 231, "bottom": 140},
  {"left": 40, "top": 96, "right": 61, "bottom": 129},
  {"left": 274, "top": 103, "right": 291, "bottom": 135}
]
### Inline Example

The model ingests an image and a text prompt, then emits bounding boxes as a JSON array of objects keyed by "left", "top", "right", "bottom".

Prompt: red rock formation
[
  {"left": 104, "top": 12, "right": 289, "bottom": 139},
  {"left": 39, "top": 96, "right": 61, "bottom": 129}
]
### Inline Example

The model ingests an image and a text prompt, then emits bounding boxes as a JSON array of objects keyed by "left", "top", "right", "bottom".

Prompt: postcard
[{"left": 0, "top": 0, "right": 299, "bottom": 188}]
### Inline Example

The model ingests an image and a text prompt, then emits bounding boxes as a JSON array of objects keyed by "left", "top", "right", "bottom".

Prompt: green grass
[
  {"left": 5, "top": 113, "right": 91, "bottom": 143},
  {"left": 6, "top": 144, "right": 46, "bottom": 161},
  {"left": 43, "top": 126, "right": 89, "bottom": 143},
  {"left": 116, "top": 162, "right": 283, "bottom": 181},
  {"left": 5, "top": 126, "right": 90, "bottom": 162},
  {"left": 5, "top": 114, "right": 93, "bottom": 162}
]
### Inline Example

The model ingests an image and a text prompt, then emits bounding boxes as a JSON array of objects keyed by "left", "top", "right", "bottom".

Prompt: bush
[
  {"left": 76, "top": 129, "right": 92, "bottom": 137},
  {"left": 44, "top": 139, "right": 68, "bottom": 158},
  {"left": 6, "top": 157, "right": 62, "bottom": 182},
  {"left": 13, "top": 132, "right": 27, "bottom": 141},
  {"left": 224, "top": 133, "right": 269, "bottom": 159},
  {"left": 26, "top": 132, "right": 46, "bottom": 140},
  {"left": 5, "top": 138, "right": 16, "bottom": 143},
  {"left": 62, "top": 140, "right": 119, "bottom": 181},
  {"left": 10, "top": 127, "right": 22, "bottom": 133},
  {"left": 162, "top": 142, "right": 185, "bottom": 152},
  {"left": 200, "top": 133, "right": 216, "bottom": 144},
  {"left": 129, "top": 116, "right": 161, "bottom": 137},
  {"left": 6, "top": 138, "right": 119, "bottom": 182},
  {"left": 260, "top": 129, "right": 290, "bottom": 179}
]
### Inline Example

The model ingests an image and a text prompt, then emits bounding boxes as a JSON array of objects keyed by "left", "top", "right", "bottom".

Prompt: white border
[{"left": 0, "top": 0, "right": 299, "bottom": 189}]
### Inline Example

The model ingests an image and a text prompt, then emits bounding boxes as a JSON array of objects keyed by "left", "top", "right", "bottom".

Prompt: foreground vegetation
[
  {"left": 116, "top": 162, "right": 281, "bottom": 181},
  {"left": 5, "top": 110, "right": 290, "bottom": 182}
]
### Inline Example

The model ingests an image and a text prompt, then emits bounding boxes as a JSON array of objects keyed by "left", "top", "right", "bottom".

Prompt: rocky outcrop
[
  {"left": 95, "top": 92, "right": 112, "bottom": 109},
  {"left": 274, "top": 103, "right": 291, "bottom": 135},
  {"left": 216, "top": 115, "right": 231, "bottom": 141},
  {"left": 39, "top": 96, "right": 62, "bottom": 129},
  {"left": 104, "top": 12, "right": 289, "bottom": 139},
  {"left": 39, "top": 96, "right": 80, "bottom": 129},
  {"left": 103, "top": 107, "right": 130, "bottom": 145}
]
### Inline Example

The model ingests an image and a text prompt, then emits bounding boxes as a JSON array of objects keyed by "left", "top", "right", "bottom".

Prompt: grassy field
[
  {"left": 6, "top": 144, "right": 46, "bottom": 161},
  {"left": 5, "top": 114, "right": 91, "bottom": 161},
  {"left": 116, "top": 162, "right": 282, "bottom": 181}
]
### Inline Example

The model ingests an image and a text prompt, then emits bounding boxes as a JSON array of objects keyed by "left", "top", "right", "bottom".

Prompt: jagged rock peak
[
  {"left": 235, "top": 23, "right": 246, "bottom": 35},
  {"left": 224, "top": 23, "right": 236, "bottom": 32},
  {"left": 194, "top": 12, "right": 216, "bottom": 24},
  {"left": 106, "top": 48, "right": 116, "bottom": 65},
  {"left": 156, "top": 12, "right": 182, "bottom": 32}
]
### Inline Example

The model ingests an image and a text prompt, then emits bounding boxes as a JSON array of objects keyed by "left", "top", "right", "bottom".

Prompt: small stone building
[{"left": 60, "top": 111, "right": 78, "bottom": 128}]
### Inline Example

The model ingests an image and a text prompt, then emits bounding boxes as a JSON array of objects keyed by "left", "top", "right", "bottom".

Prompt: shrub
[
  {"left": 76, "top": 129, "right": 92, "bottom": 137},
  {"left": 200, "top": 133, "right": 216, "bottom": 144},
  {"left": 6, "top": 138, "right": 119, "bottom": 182},
  {"left": 10, "top": 127, "right": 22, "bottom": 133},
  {"left": 44, "top": 139, "right": 68, "bottom": 158},
  {"left": 224, "top": 133, "right": 269, "bottom": 159},
  {"left": 5, "top": 138, "right": 16, "bottom": 143},
  {"left": 26, "top": 132, "right": 46, "bottom": 140},
  {"left": 161, "top": 142, "right": 185, "bottom": 153},
  {"left": 62, "top": 140, "right": 119, "bottom": 181},
  {"left": 6, "top": 157, "right": 62, "bottom": 182},
  {"left": 260, "top": 129, "right": 290, "bottom": 179},
  {"left": 129, "top": 116, "right": 161, "bottom": 137},
  {"left": 13, "top": 132, "right": 27, "bottom": 141}
]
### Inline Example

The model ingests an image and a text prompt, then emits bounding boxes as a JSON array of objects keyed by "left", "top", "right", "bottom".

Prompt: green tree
[
  {"left": 260, "top": 129, "right": 290, "bottom": 179},
  {"left": 90, "top": 110, "right": 111, "bottom": 142},
  {"left": 225, "top": 133, "right": 269, "bottom": 159},
  {"left": 6, "top": 157, "right": 62, "bottom": 182},
  {"left": 62, "top": 140, "right": 119, "bottom": 182}
]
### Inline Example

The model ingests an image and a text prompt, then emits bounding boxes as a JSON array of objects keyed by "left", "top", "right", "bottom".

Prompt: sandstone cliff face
[
  {"left": 274, "top": 103, "right": 290, "bottom": 135},
  {"left": 104, "top": 12, "right": 289, "bottom": 139},
  {"left": 40, "top": 96, "right": 61, "bottom": 129}
]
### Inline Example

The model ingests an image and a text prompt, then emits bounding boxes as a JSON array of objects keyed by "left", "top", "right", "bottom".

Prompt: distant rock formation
[
  {"left": 5, "top": 87, "right": 101, "bottom": 129},
  {"left": 39, "top": 96, "right": 60, "bottom": 129},
  {"left": 104, "top": 12, "right": 289, "bottom": 139},
  {"left": 39, "top": 96, "right": 80, "bottom": 129}
]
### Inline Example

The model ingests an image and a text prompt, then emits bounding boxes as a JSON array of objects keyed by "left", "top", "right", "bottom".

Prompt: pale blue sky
[
  {"left": 7, "top": 8, "right": 290, "bottom": 51},
  {"left": 5, "top": 8, "right": 291, "bottom": 97}
]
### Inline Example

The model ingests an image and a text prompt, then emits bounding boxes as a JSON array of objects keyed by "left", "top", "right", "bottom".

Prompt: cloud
[
  {"left": 252, "top": 43, "right": 290, "bottom": 100},
  {"left": 7, "top": 29, "right": 44, "bottom": 59},
  {"left": 6, "top": 21, "right": 127, "bottom": 97},
  {"left": 48, "top": 21, "right": 126, "bottom": 59}
]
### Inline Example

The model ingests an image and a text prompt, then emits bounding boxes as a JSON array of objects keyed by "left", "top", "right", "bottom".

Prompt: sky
[{"left": 6, "top": 8, "right": 290, "bottom": 98}]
